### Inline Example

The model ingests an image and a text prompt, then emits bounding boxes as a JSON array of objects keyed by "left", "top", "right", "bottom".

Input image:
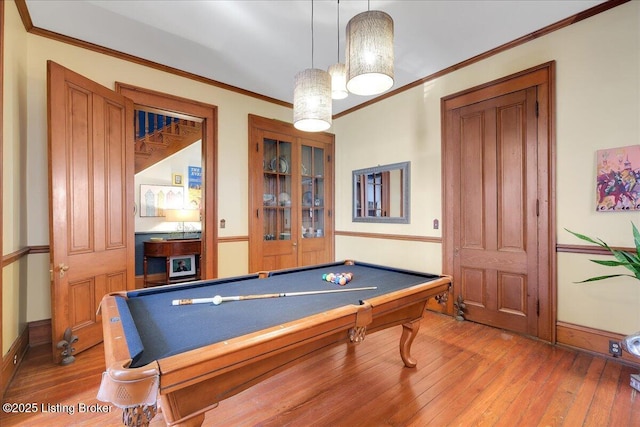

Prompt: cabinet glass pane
[
  {"left": 263, "top": 137, "right": 291, "bottom": 241},
  {"left": 313, "top": 147, "right": 324, "bottom": 177},
  {"left": 279, "top": 208, "right": 291, "bottom": 240},
  {"left": 263, "top": 208, "right": 276, "bottom": 240},
  {"left": 301, "top": 145, "right": 312, "bottom": 177},
  {"left": 301, "top": 144, "right": 324, "bottom": 239}
]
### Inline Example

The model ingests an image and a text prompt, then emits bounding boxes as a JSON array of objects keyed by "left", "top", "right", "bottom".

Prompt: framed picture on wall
[
  {"left": 140, "top": 184, "right": 184, "bottom": 217},
  {"left": 169, "top": 255, "right": 196, "bottom": 278},
  {"left": 172, "top": 173, "right": 183, "bottom": 186},
  {"left": 188, "top": 166, "right": 202, "bottom": 210},
  {"left": 596, "top": 144, "right": 640, "bottom": 211}
]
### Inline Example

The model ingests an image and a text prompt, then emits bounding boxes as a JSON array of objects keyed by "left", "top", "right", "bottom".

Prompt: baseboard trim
[
  {"left": 29, "top": 319, "right": 52, "bottom": 347},
  {"left": 1, "top": 326, "right": 29, "bottom": 397},
  {"left": 557, "top": 321, "right": 640, "bottom": 366}
]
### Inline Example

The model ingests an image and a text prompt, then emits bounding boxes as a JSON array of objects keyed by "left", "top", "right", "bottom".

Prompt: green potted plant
[
  {"left": 566, "top": 222, "right": 640, "bottom": 282},
  {"left": 566, "top": 222, "right": 640, "bottom": 384}
]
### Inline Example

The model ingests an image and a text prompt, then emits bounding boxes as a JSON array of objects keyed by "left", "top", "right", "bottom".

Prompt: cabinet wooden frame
[{"left": 248, "top": 115, "right": 335, "bottom": 272}]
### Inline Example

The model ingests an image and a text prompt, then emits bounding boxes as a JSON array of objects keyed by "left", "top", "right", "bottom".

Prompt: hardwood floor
[{"left": 2, "top": 312, "right": 639, "bottom": 426}]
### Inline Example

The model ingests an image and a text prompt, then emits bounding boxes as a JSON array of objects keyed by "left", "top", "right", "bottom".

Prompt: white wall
[
  {"left": 3, "top": 0, "right": 29, "bottom": 354},
  {"left": 135, "top": 142, "right": 202, "bottom": 233},
  {"left": 333, "top": 2, "right": 640, "bottom": 334}
]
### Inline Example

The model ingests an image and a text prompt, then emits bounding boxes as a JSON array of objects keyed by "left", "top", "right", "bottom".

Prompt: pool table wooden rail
[{"left": 99, "top": 274, "right": 451, "bottom": 426}]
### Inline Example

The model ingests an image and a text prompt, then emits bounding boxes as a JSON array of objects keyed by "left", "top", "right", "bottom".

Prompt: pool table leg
[
  {"left": 122, "top": 404, "right": 157, "bottom": 426},
  {"left": 399, "top": 319, "right": 421, "bottom": 368}
]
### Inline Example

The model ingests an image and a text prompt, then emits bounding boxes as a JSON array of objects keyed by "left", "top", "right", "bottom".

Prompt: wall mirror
[{"left": 352, "top": 161, "right": 410, "bottom": 223}]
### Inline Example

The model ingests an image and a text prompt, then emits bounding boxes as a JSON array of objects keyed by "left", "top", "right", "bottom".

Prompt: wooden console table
[{"left": 143, "top": 239, "right": 201, "bottom": 287}]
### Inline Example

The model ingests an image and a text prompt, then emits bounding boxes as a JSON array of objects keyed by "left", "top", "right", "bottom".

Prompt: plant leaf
[
  {"left": 567, "top": 223, "right": 640, "bottom": 283},
  {"left": 633, "top": 222, "right": 640, "bottom": 256},
  {"left": 589, "top": 259, "right": 627, "bottom": 267},
  {"left": 574, "top": 274, "right": 635, "bottom": 283},
  {"left": 565, "top": 229, "right": 605, "bottom": 247}
]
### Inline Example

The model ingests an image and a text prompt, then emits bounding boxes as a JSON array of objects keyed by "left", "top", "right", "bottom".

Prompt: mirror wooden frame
[{"left": 352, "top": 161, "right": 410, "bottom": 224}]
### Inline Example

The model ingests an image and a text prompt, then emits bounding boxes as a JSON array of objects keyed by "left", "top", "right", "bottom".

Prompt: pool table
[{"left": 97, "top": 260, "right": 451, "bottom": 426}]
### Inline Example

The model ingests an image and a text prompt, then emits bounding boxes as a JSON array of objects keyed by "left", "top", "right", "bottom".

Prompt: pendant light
[
  {"left": 346, "top": 1, "right": 394, "bottom": 96},
  {"left": 328, "top": 0, "right": 348, "bottom": 100},
  {"left": 293, "top": 0, "right": 332, "bottom": 132}
]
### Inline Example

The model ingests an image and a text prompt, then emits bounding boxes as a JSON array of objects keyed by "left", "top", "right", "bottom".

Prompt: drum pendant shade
[
  {"left": 328, "top": 0, "right": 348, "bottom": 100},
  {"left": 328, "top": 63, "right": 348, "bottom": 100},
  {"left": 346, "top": 10, "right": 394, "bottom": 96},
  {"left": 293, "top": 68, "right": 332, "bottom": 132}
]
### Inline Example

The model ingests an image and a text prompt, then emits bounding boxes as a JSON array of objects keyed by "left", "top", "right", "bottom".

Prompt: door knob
[{"left": 58, "top": 263, "right": 70, "bottom": 278}]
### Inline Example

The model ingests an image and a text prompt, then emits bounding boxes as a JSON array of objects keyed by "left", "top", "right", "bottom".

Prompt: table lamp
[{"left": 165, "top": 209, "right": 200, "bottom": 239}]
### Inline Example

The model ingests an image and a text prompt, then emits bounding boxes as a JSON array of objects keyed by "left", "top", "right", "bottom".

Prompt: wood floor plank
[
  {"left": 583, "top": 361, "right": 621, "bottom": 427},
  {"left": 435, "top": 333, "right": 543, "bottom": 426},
  {"left": 2, "top": 311, "right": 639, "bottom": 427},
  {"left": 256, "top": 320, "right": 471, "bottom": 426},
  {"left": 457, "top": 339, "right": 554, "bottom": 426},
  {"left": 607, "top": 364, "right": 638, "bottom": 427},
  {"left": 536, "top": 352, "right": 593, "bottom": 426},
  {"left": 404, "top": 329, "right": 521, "bottom": 425},
  {"left": 332, "top": 318, "right": 494, "bottom": 426},
  {"left": 561, "top": 356, "right": 608, "bottom": 426},
  {"left": 487, "top": 346, "right": 573, "bottom": 426},
  {"left": 381, "top": 328, "right": 506, "bottom": 424}
]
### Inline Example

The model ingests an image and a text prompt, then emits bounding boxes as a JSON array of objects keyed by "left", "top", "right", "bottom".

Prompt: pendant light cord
[
  {"left": 311, "top": 0, "right": 315, "bottom": 68},
  {"left": 336, "top": 0, "right": 340, "bottom": 63}
]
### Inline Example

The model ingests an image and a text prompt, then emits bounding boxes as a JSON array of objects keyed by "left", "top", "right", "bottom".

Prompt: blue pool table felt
[{"left": 120, "top": 262, "right": 441, "bottom": 367}]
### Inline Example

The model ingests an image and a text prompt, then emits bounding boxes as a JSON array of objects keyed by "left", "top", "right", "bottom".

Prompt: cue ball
[{"left": 212, "top": 295, "right": 223, "bottom": 305}]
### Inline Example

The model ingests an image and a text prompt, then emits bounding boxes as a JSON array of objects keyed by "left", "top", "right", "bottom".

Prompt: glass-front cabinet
[{"left": 249, "top": 115, "right": 334, "bottom": 273}]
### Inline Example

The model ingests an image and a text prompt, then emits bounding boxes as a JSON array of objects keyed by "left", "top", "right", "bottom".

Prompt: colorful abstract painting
[{"left": 596, "top": 145, "right": 640, "bottom": 211}]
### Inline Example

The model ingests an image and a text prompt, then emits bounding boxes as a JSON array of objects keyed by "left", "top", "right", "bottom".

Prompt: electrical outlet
[{"left": 609, "top": 340, "right": 622, "bottom": 357}]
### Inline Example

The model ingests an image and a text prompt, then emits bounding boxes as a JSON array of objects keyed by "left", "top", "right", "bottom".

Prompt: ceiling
[{"left": 24, "top": 0, "right": 607, "bottom": 115}]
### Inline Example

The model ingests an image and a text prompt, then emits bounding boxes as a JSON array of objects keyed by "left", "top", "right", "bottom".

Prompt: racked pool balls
[{"left": 322, "top": 272, "right": 353, "bottom": 286}]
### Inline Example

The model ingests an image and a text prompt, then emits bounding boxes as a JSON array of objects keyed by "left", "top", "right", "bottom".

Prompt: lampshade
[
  {"left": 346, "top": 10, "right": 394, "bottom": 96},
  {"left": 328, "top": 0, "right": 348, "bottom": 100},
  {"left": 328, "top": 63, "right": 348, "bottom": 100},
  {"left": 165, "top": 209, "right": 200, "bottom": 223},
  {"left": 293, "top": 68, "right": 332, "bottom": 132}
]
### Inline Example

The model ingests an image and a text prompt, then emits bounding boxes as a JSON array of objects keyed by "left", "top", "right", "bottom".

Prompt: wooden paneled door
[
  {"left": 48, "top": 61, "right": 134, "bottom": 363},
  {"left": 443, "top": 63, "right": 554, "bottom": 341}
]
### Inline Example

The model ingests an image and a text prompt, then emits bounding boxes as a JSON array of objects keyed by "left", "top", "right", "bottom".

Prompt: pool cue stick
[{"left": 171, "top": 286, "right": 377, "bottom": 306}]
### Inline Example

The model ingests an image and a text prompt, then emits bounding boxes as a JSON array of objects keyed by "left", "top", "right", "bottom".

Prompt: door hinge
[
  {"left": 536, "top": 199, "right": 539, "bottom": 217},
  {"left": 256, "top": 209, "right": 260, "bottom": 218},
  {"left": 328, "top": 209, "right": 332, "bottom": 217},
  {"left": 328, "top": 154, "right": 332, "bottom": 163},
  {"left": 535, "top": 101, "right": 539, "bottom": 117},
  {"left": 536, "top": 300, "right": 540, "bottom": 316},
  {"left": 256, "top": 142, "right": 259, "bottom": 152}
]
